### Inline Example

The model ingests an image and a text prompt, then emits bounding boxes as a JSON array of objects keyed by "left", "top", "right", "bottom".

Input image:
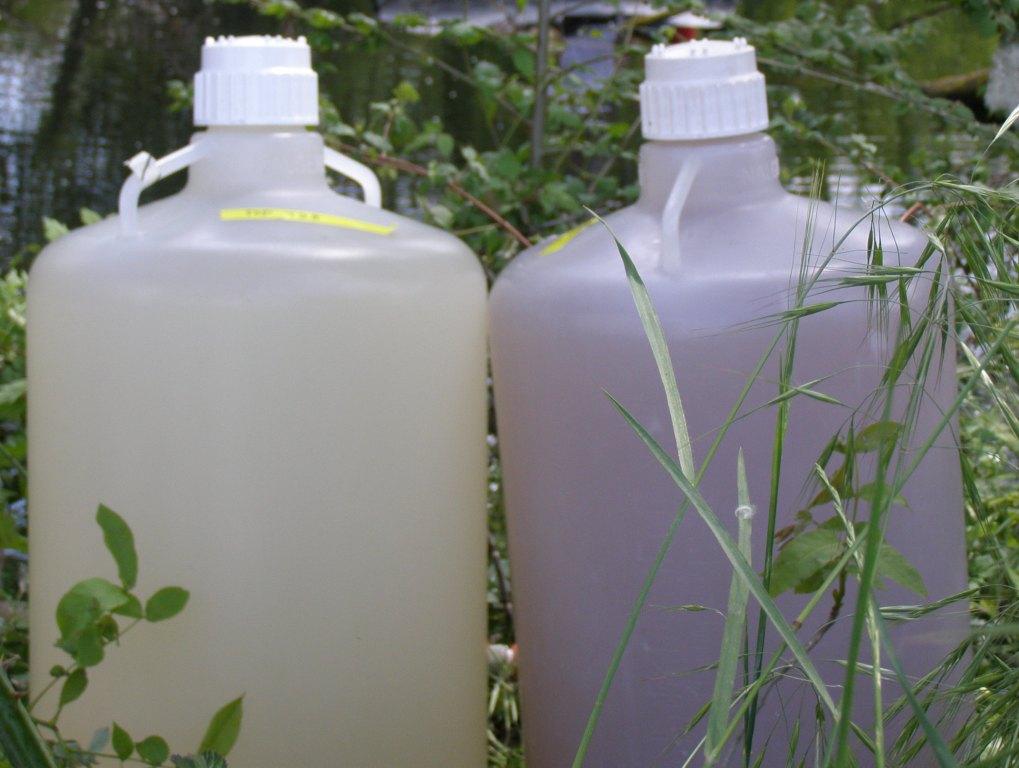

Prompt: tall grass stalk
[
  {"left": 570, "top": 217, "right": 790, "bottom": 768},
  {"left": 747, "top": 169, "right": 827, "bottom": 765},
  {"left": 704, "top": 451, "right": 753, "bottom": 766},
  {"left": 577, "top": 160, "right": 1017, "bottom": 767}
]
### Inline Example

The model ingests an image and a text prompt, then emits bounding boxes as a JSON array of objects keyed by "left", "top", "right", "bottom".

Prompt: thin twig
[
  {"left": 900, "top": 201, "right": 926, "bottom": 223},
  {"left": 332, "top": 142, "right": 532, "bottom": 248}
]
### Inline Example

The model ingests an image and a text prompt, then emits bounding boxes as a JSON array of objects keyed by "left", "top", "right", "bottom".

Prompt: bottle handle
[
  {"left": 117, "top": 144, "right": 382, "bottom": 234},
  {"left": 118, "top": 144, "right": 207, "bottom": 234},
  {"left": 659, "top": 158, "right": 702, "bottom": 273},
  {"left": 324, "top": 147, "right": 381, "bottom": 208}
]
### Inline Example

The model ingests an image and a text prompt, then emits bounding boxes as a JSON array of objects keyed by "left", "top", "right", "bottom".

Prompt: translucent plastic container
[
  {"left": 28, "top": 36, "right": 487, "bottom": 767},
  {"left": 490, "top": 40, "right": 966, "bottom": 767}
]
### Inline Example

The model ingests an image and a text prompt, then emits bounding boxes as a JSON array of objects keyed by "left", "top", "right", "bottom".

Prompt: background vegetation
[{"left": 0, "top": 0, "right": 1016, "bottom": 765}]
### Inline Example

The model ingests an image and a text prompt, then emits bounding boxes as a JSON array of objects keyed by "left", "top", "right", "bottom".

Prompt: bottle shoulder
[
  {"left": 30, "top": 186, "right": 483, "bottom": 286},
  {"left": 490, "top": 191, "right": 930, "bottom": 333},
  {"left": 496, "top": 190, "right": 925, "bottom": 291}
]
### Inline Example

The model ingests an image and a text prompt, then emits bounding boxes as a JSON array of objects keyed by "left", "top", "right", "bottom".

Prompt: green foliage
[
  {"left": 3, "top": 2, "right": 1017, "bottom": 766},
  {"left": 41, "top": 218, "right": 68, "bottom": 243},
  {"left": 96, "top": 505, "right": 138, "bottom": 590},
  {"left": 0, "top": 506, "right": 243, "bottom": 767},
  {"left": 55, "top": 577, "right": 132, "bottom": 667},
  {"left": 0, "top": 268, "right": 27, "bottom": 560},
  {"left": 111, "top": 722, "right": 133, "bottom": 761},
  {"left": 704, "top": 453, "right": 753, "bottom": 764},
  {"left": 0, "top": 667, "right": 58, "bottom": 768},
  {"left": 769, "top": 517, "right": 926, "bottom": 597},
  {"left": 198, "top": 697, "right": 243, "bottom": 757},
  {"left": 144, "top": 587, "right": 190, "bottom": 623},
  {"left": 136, "top": 735, "right": 170, "bottom": 766},
  {"left": 171, "top": 752, "right": 228, "bottom": 768},
  {"left": 57, "top": 670, "right": 87, "bottom": 709}
]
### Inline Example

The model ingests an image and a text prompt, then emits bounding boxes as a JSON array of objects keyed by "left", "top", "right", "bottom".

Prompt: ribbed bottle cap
[
  {"left": 193, "top": 35, "right": 319, "bottom": 127},
  {"left": 639, "top": 37, "right": 768, "bottom": 141}
]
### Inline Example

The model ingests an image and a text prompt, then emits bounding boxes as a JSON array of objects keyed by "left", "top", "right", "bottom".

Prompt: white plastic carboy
[
  {"left": 28, "top": 36, "right": 487, "bottom": 767},
  {"left": 490, "top": 38, "right": 966, "bottom": 767}
]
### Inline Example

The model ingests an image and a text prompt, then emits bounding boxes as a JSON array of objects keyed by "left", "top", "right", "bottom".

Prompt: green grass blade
[
  {"left": 873, "top": 610, "right": 959, "bottom": 767},
  {"left": 569, "top": 504, "right": 690, "bottom": 768},
  {"left": 816, "top": 464, "right": 889, "bottom": 768},
  {"left": 704, "top": 450, "right": 753, "bottom": 765},
  {"left": 571, "top": 217, "right": 784, "bottom": 768},
  {"left": 715, "top": 532, "right": 872, "bottom": 756},
  {"left": 570, "top": 212, "right": 698, "bottom": 768},
  {"left": 0, "top": 667, "right": 58, "bottom": 768},
  {"left": 587, "top": 209, "right": 695, "bottom": 478},
  {"left": 828, "top": 367, "right": 898, "bottom": 767},
  {"left": 606, "top": 393, "right": 838, "bottom": 717},
  {"left": 748, "top": 168, "right": 826, "bottom": 763},
  {"left": 892, "top": 315, "right": 1017, "bottom": 499}
]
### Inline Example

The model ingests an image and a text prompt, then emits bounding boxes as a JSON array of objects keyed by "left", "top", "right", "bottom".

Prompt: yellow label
[
  {"left": 220, "top": 208, "right": 396, "bottom": 235},
  {"left": 541, "top": 218, "right": 596, "bottom": 255}
]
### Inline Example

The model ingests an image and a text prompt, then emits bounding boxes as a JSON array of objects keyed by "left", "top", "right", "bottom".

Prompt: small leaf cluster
[
  {"left": 53, "top": 505, "right": 189, "bottom": 682},
  {"left": 770, "top": 421, "right": 926, "bottom": 598},
  {"left": 109, "top": 723, "right": 169, "bottom": 766},
  {"left": 14, "top": 507, "right": 245, "bottom": 767}
]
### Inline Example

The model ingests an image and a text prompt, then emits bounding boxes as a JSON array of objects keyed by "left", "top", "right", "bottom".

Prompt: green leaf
[
  {"left": 42, "top": 217, "right": 68, "bottom": 242},
  {"left": 73, "top": 627, "right": 105, "bottom": 668},
  {"left": 0, "top": 379, "right": 26, "bottom": 406},
  {"left": 145, "top": 587, "right": 190, "bottom": 622},
  {"left": 79, "top": 208, "right": 102, "bottom": 226},
  {"left": 392, "top": 81, "right": 419, "bottom": 104},
  {"left": 422, "top": 202, "right": 454, "bottom": 229},
  {"left": 511, "top": 48, "right": 535, "bottom": 79},
  {"left": 56, "top": 578, "right": 130, "bottom": 640},
  {"left": 66, "top": 578, "right": 130, "bottom": 615},
  {"left": 435, "top": 133, "right": 454, "bottom": 158},
  {"left": 199, "top": 696, "right": 244, "bottom": 757},
  {"left": 876, "top": 543, "right": 927, "bottom": 596},
  {"left": 54, "top": 578, "right": 129, "bottom": 667},
  {"left": 442, "top": 20, "right": 484, "bottom": 46},
  {"left": 261, "top": 0, "right": 300, "bottom": 17},
  {"left": 768, "top": 526, "right": 843, "bottom": 597},
  {"left": 0, "top": 509, "right": 26, "bottom": 553},
  {"left": 114, "top": 594, "right": 144, "bottom": 619},
  {"left": 58, "top": 669, "right": 87, "bottom": 708},
  {"left": 96, "top": 506, "right": 138, "bottom": 589},
  {"left": 852, "top": 421, "right": 901, "bottom": 452},
  {"left": 136, "top": 735, "right": 169, "bottom": 765},
  {"left": 112, "top": 722, "right": 134, "bottom": 761}
]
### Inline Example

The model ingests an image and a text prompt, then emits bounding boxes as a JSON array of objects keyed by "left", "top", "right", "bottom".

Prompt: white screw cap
[
  {"left": 640, "top": 38, "right": 769, "bottom": 141},
  {"left": 193, "top": 35, "right": 319, "bottom": 127}
]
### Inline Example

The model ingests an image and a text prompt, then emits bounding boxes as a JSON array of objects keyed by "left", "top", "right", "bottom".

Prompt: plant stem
[
  {"left": 30, "top": 618, "right": 142, "bottom": 712},
  {"left": 0, "top": 665, "right": 58, "bottom": 768},
  {"left": 333, "top": 141, "right": 532, "bottom": 247}
]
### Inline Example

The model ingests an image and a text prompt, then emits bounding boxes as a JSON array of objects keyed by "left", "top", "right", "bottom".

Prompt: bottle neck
[
  {"left": 637, "top": 133, "right": 783, "bottom": 214},
  {"left": 184, "top": 126, "right": 329, "bottom": 195}
]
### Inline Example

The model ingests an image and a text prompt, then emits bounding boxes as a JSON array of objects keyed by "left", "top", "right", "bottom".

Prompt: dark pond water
[{"left": 0, "top": 0, "right": 990, "bottom": 265}]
